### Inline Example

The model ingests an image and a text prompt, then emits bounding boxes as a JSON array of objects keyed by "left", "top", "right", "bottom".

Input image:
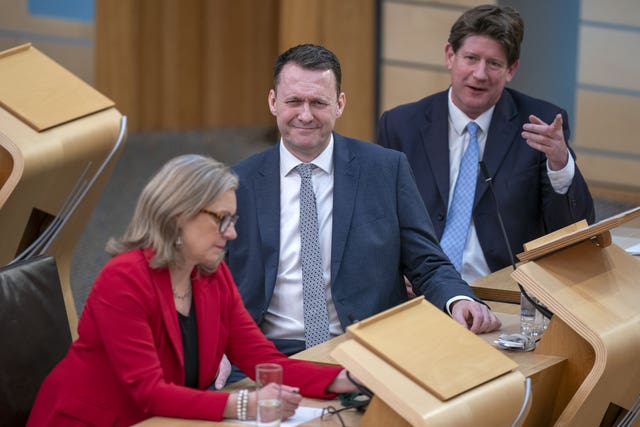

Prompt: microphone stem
[{"left": 478, "top": 161, "right": 553, "bottom": 319}]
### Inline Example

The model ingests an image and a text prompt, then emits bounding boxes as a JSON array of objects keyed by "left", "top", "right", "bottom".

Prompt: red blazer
[{"left": 27, "top": 249, "right": 341, "bottom": 426}]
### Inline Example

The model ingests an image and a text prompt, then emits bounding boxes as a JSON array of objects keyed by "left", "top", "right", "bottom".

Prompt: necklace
[{"left": 172, "top": 284, "right": 192, "bottom": 300}]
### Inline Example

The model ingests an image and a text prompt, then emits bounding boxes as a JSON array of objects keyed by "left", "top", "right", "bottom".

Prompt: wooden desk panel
[
  {"left": 134, "top": 376, "right": 358, "bottom": 427},
  {"left": 134, "top": 311, "right": 566, "bottom": 426}
]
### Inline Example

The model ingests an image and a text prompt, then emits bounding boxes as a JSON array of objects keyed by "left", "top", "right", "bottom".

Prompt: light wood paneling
[
  {"left": 95, "top": 1, "right": 374, "bottom": 139},
  {"left": 574, "top": 89, "right": 640, "bottom": 155},
  {"left": 380, "top": 64, "right": 449, "bottom": 113},
  {"left": 159, "top": 1, "right": 203, "bottom": 129},
  {"left": 95, "top": 0, "right": 278, "bottom": 132},
  {"left": 408, "top": 0, "right": 490, "bottom": 6},
  {"left": 581, "top": 0, "right": 640, "bottom": 27},
  {"left": 578, "top": 26, "right": 640, "bottom": 92},
  {"left": 574, "top": 1, "right": 640, "bottom": 195},
  {"left": 278, "top": 0, "right": 376, "bottom": 142},
  {"left": 95, "top": 1, "right": 141, "bottom": 129},
  {"left": 202, "top": 0, "right": 278, "bottom": 129},
  {"left": 382, "top": 2, "right": 456, "bottom": 65},
  {"left": 277, "top": 0, "right": 322, "bottom": 48},
  {"left": 577, "top": 153, "right": 640, "bottom": 190}
]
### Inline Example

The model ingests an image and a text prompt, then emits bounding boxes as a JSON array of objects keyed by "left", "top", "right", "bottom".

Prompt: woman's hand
[
  {"left": 247, "top": 383, "right": 302, "bottom": 420},
  {"left": 326, "top": 369, "right": 360, "bottom": 394}
]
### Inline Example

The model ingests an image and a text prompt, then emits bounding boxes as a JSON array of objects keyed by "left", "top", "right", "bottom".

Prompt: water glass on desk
[
  {"left": 520, "top": 292, "right": 548, "bottom": 339},
  {"left": 256, "top": 363, "right": 283, "bottom": 427}
]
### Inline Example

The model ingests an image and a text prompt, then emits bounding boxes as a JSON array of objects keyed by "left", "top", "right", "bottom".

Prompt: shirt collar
[
  {"left": 280, "top": 134, "right": 334, "bottom": 176},
  {"left": 447, "top": 87, "right": 495, "bottom": 136}
]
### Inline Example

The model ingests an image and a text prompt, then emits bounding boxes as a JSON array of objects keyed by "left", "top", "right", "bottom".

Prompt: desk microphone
[{"left": 479, "top": 161, "right": 553, "bottom": 320}]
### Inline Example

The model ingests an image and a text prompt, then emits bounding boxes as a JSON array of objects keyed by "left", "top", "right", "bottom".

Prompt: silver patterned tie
[{"left": 296, "top": 163, "right": 331, "bottom": 348}]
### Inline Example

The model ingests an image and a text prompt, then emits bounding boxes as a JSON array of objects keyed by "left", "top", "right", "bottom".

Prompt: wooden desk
[
  {"left": 134, "top": 311, "right": 565, "bottom": 427},
  {"left": 133, "top": 377, "right": 360, "bottom": 426}
]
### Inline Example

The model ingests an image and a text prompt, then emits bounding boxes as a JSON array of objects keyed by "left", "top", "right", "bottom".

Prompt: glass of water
[
  {"left": 520, "top": 291, "right": 547, "bottom": 339},
  {"left": 256, "top": 363, "right": 283, "bottom": 427}
]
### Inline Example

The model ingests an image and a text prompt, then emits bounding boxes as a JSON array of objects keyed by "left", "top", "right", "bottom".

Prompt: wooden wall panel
[
  {"left": 202, "top": 0, "right": 278, "bottom": 129},
  {"left": 160, "top": 1, "right": 203, "bottom": 129},
  {"left": 578, "top": 154, "right": 639, "bottom": 190},
  {"left": 380, "top": 65, "right": 449, "bottom": 113},
  {"left": 578, "top": 26, "right": 640, "bottom": 92},
  {"left": 137, "top": 2, "right": 163, "bottom": 130},
  {"left": 573, "top": 1, "right": 640, "bottom": 196},
  {"left": 95, "top": 0, "right": 279, "bottom": 132},
  {"left": 95, "top": 0, "right": 374, "bottom": 138},
  {"left": 278, "top": 0, "right": 376, "bottom": 142},
  {"left": 574, "top": 90, "right": 640, "bottom": 155},
  {"left": 95, "top": 1, "right": 141, "bottom": 129},
  {"left": 582, "top": 0, "right": 640, "bottom": 27},
  {"left": 382, "top": 2, "right": 455, "bottom": 66},
  {"left": 408, "top": 0, "right": 489, "bottom": 6}
]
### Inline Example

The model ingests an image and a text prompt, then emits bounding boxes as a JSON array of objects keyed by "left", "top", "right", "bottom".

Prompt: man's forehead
[{"left": 276, "top": 65, "right": 338, "bottom": 95}]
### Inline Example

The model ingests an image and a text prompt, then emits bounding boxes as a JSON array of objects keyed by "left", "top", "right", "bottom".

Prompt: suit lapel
[
  {"left": 193, "top": 272, "right": 220, "bottom": 389},
  {"left": 150, "top": 266, "right": 184, "bottom": 368},
  {"left": 420, "top": 92, "right": 452, "bottom": 208},
  {"left": 331, "top": 134, "right": 358, "bottom": 282},
  {"left": 476, "top": 90, "right": 520, "bottom": 205},
  {"left": 254, "top": 147, "right": 281, "bottom": 298}
]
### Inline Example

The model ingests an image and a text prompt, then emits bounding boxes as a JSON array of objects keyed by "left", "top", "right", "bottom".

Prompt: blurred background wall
[
  {"left": 2, "top": 0, "right": 638, "bottom": 312},
  {"left": 1, "top": 0, "right": 638, "bottom": 201}
]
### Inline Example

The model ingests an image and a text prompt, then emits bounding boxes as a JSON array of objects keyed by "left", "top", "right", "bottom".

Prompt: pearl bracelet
[{"left": 237, "top": 389, "right": 248, "bottom": 421}]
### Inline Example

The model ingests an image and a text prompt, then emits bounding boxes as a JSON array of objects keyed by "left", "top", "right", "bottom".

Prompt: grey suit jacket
[{"left": 226, "top": 133, "right": 477, "bottom": 331}]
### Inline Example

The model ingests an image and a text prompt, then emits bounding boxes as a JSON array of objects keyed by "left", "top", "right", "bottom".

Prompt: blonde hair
[{"left": 106, "top": 154, "right": 238, "bottom": 273}]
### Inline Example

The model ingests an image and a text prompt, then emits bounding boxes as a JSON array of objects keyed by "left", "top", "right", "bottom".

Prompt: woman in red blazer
[{"left": 27, "top": 155, "right": 356, "bottom": 426}]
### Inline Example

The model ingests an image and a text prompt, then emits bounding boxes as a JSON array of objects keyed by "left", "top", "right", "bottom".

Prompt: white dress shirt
[
  {"left": 446, "top": 88, "right": 575, "bottom": 283},
  {"left": 261, "top": 136, "right": 343, "bottom": 340}
]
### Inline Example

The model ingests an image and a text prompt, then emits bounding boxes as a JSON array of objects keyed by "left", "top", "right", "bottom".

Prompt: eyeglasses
[{"left": 200, "top": 209, "right": 239, "bottom": 233}]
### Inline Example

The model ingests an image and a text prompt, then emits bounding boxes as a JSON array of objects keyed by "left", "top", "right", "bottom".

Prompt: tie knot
[
  {"left": 296, "top": 163, "right": 315, "bottom": 179},
  {"left": 467, "top": 122, "right": 479, "bottom": 137}
]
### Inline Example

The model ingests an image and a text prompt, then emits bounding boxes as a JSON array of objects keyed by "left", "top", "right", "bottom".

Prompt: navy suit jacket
[
  {"left": 377, "top": 88, "right": 595, "bottom": 272},
  {"left": 226, "top": 133, "right": 477, "bottom": 332}
]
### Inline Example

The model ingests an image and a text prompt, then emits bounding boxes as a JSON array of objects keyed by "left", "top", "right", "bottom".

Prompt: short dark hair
[
  {"left": 448, "top": 5, "right": 524, "bottom": 66},
  {"left": 273, "top": 44, "right": 342, "bottom": 96}
]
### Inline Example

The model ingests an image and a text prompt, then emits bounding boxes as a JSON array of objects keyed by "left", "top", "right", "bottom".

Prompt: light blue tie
[
  {"left": 296, "top": 163, "right": 331, "bottom": 348},
  {"left": 440, "top": 122, "right": 479, "bottom": 271}
]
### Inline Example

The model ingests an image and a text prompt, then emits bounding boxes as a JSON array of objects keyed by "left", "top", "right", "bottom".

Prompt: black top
[{"left": 177, "top": 301, "right": 199, "bottom": 388}]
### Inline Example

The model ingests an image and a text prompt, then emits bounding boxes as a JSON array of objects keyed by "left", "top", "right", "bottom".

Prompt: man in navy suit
[
  {"left": 377, "top": 5, "right": 595, "bottom": 284},
  {"left": 225, "top": 44, "right": 500, "bottom": 360}
]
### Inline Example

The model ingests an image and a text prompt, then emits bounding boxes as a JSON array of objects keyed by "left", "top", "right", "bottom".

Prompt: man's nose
[
  {"left": 298, "top": 102, "right": 313, "bottom": 121},
  {"left": 472, "top": 61, "right": 488, "bottom": 80}
]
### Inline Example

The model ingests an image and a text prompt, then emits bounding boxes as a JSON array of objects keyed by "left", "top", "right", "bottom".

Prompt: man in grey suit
[{"left": 225, "top": 44, "right": 500, "bottom": 362}]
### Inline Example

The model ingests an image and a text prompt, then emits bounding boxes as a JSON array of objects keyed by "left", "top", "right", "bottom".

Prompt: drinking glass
[
  {"left": 520, "top": 292, "right": 547, "bottom": 339},
  {"left": 256, "top": 363, "right": 283, "bottom": 427}
]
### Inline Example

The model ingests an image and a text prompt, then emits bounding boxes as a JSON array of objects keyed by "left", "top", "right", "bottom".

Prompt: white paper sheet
[
  {"left": 226, "top": 406, "right": 324, "bottom": 426},
  {"left": 625, "top": 241, "right": 640, "bottom": 256}
]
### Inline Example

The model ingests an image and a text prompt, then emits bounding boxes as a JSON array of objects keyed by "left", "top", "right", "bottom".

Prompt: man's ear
[
  {"left": 336, "top": 92, "right": 346, "bottom": 118},
  {"left": 444, "top": 43, "right": 455, "bottom": 70},
  {"left": 506, "top": 59, "right": 519, "bottom": 83},
  {"left": 268, "top": 89, "right": 277, "bottom": 116}
]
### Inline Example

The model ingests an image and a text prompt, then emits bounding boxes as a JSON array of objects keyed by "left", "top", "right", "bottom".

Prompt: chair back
[{"left": 0, "top": 256, "right": 71, "bottom": 426}]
